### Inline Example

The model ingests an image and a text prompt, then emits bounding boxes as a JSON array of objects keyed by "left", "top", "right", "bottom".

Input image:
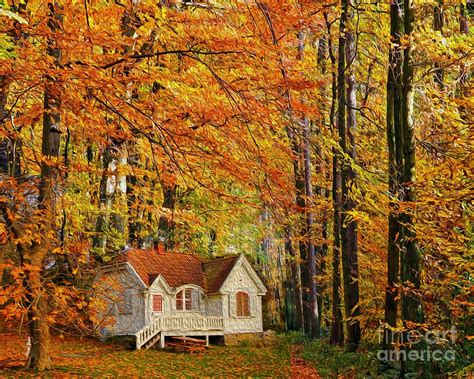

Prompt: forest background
[{"left": 0, "top": 0, "right": 472, "bottom": 376}]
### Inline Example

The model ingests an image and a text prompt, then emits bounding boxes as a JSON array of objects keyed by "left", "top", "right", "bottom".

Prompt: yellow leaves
[
  {"left": 133, "top": 20, "right": 156, "bottom": 39},
  {"left": 0, "top": 8, "right": 28, "bottom": 24}
]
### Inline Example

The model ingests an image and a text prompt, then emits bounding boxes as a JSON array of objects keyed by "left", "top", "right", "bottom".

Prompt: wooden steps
[{"left": 143, "top": 333, "right": 161, "bottom": 350}]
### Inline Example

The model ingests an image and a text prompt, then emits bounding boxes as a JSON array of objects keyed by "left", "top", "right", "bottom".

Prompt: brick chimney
[{"left": 154, "top": 240, "right": 165, "bottom": 254}]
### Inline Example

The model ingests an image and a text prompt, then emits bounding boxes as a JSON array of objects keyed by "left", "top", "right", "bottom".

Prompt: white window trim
[{"left": 176, "top": 288, "right": 193, "bottom": 311}]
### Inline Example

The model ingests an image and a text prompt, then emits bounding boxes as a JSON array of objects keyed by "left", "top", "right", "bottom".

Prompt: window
[
  {"left": 176, "top": 289, "right": 193, "bottom": 311},
  {"left": 152, "top": 294, "right": 163, "bottom": 312},
  {"left": 236, "top": 291, "right": 250, "bottom": 317}
]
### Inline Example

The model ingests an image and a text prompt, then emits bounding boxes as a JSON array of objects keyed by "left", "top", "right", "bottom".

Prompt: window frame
[
  {"left": 236, "top": 291, "right": 250, "bottom": 317},
  {"left": 176, "top": 288, "right": 193, "bottom": 311},
  {"left": 152, "top": 294, "right": 163, "bottom": 313}
]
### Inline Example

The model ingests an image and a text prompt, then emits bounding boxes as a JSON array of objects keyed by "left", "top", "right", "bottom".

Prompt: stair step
[{"left": 144, "top": 333, "right": 161, "bottom": 350}]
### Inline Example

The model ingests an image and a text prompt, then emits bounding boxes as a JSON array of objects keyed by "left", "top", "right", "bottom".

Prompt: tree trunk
[
  {"left": 325, "top": 13, "right": 344, "bottom": 344},
  {"left": 286, "top": 119, "right": 307, "bottom": 333},
  {"left": 458, "top": 4, "right": 469, "bottom": 99},
  {"left": 330, "top": 151, "right": 344, "bottom": 345},
  {"left": 434, "top": 0, "right": 444, "bottom": 88},
  {"left": 285, "top": 225, "right": 304, "bottom": 330},
  {"left": 400, "top": 0, "right": 425, "bottom": 375},
  {"left": 302, "top": 117, "right": 320, "bottom": 338},
  {"left": 92, "top": 142, "right": 127, "bottom": 261},
  {"left": 338, "top": 0, "right": 361, "bottom": 351},
  {"left": 25, "top": 2, "right": 64, "bottom": 368},
  {"left": 460, "top": 3, "right": 469, "bottom": 35},
  {"left": 382, "top": 0, "right": 404, "bottom": 357},
  {"left": 25, "top": 259, "right": 51, "bottom": 370},
  {"left": 157, "top": 180, "right": 177, "bottom": 250}
]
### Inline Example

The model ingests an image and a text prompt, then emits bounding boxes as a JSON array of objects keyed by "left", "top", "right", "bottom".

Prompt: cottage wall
[
  {"left": 205, "top": 294, "right": 223, "bottom": 316},
  {"left": 98, "top": 266, "right": 146, "bottom": 335},
  {"left": 220, "top": 262, "right": 263, "bottom": 334}
]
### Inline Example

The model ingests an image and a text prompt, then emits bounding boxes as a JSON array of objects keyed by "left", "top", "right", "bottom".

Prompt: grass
[
  {"left": 299, "top": 339, "right": 379, "bottom": 378},
  {"left": 287, "top": 331, "right": 473, "bottom": 379},
  {"left": 0, "top": 333, "right": 291, "bottom": 377}
]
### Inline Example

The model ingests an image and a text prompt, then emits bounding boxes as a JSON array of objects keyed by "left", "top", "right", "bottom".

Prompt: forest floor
[{"left": 0, "top": 332, "right": 320, "bottom": 377}]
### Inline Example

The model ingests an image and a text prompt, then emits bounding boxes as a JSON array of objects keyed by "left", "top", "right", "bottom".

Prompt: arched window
[
  {"left": 236, "top": 291, "right": 250, "bottom": 317},
  {"left": 176, "top": 289, "right": 193, "bottom": 310}
]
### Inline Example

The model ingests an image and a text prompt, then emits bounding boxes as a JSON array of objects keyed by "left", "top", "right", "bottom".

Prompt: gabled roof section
[
  {"left": 116, "top": 249, "right": 205, "bottom": 288},
  {"left": 202, "top": 256, "right": 239, "bottom": 293},
  {"left": 114, "top": 249, "right": 263, "bottom": 294}
]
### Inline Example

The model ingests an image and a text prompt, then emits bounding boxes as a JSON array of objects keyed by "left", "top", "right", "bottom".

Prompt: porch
[{"left": 135, "top": 315, "right": 224, "bottom": 349}]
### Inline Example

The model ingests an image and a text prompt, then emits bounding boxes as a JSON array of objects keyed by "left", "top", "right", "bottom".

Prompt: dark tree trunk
[
  {"left": 458, "top": 4, "right": 469, "bottom": 99},
  {"left": 325, "top": 13, "right": 344, "bottom": 344},
  {"left": 330, "top": 152, "right": 344, "bottom": 345},
  {"left": 434, "top": 1, "right": 444, "bottom": 88},
  {"left": 460, "top": 3, "right": 469, "bottom": 35},
  {"left": 400, "top": 0, "right": 425, "bottom": 375},
  {"left": 157, "top": 180, "right": 177, "bottom": 250},
  {"left": 286, "top": 117, "right": 307, "bottom": 333},
  {"left": 25, "top": 259, "right": 51, "bottom": 370},
  {"left": 93, "top": 145, "right": 112, "bottom": 260},
  {"left": 25, "top": 1, "right": 64, "bottom": 369},
  {"left": 338, "top": 0, "right": 361, "bottom": 351},
  {"left": 316, "top": 36, "right": 330, "bottom": 332},
  {"left": 382, "top": 0, "right": 404, "bottom": 358},
  {"left": 285, "top": 225, "right": 304, "bottom": 331}
]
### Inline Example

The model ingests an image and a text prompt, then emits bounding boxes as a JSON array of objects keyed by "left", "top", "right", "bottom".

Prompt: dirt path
[{"left": 290, "top": 345, "right": 320, "bottom": 378}]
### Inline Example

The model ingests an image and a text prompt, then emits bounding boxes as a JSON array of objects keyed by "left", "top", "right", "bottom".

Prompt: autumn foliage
[{"left": 0, "top": 0, "right": 472, "bottom": 376}]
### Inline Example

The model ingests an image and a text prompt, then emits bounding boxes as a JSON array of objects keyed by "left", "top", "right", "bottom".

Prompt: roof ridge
[
  {"left": 125, "top": 248, "right": 202, "bottom": 259},
  {"left": 202, "top": 255, "right": 239, "bottom": 263}
]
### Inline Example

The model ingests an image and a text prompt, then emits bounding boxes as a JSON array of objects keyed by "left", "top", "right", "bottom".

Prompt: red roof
[
  {"left": 202, "top": 256, "right": 240, "bottom": 293},
  {"left": 116, "top": 249, "right": 239, "bottom": 293}
]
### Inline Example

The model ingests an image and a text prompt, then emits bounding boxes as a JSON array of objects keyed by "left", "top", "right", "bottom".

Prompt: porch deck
[{"left": 135, "top": 315, "right": 224, "bottom": 349}]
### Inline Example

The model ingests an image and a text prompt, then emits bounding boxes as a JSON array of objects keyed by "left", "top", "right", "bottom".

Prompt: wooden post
[
  {"left": 160, "top": 334, "right": 165, "bottom": 349},
  {"left": 205, "top": 335, "right": 209, "bottom": 347}
]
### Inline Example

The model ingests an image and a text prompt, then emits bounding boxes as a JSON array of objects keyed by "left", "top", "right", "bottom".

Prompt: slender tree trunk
[
  {"left": 302, "top": 116, "right": 320, "bottom": 338},
  {"left": 330, "top": 152, "right": 344, "bottom": 345},
  {"left": 338, "top": 0, "right": 361, "bottom": 351},
  {"left": 400, "top": 0, "right": 424, "bottom": 375},
  {"left": 157, "top": 179, "right": 177, "bottom": 250},
  {"left": 460, "top": 3, "right": 469, "bottom": 35},
  {"left": 316, "top": 36, "right": 331, "bottom": 332},
  {"left": 459, "top": 4, "right": 469, "bottom": 99},
  {"left": 286, "top": 225, "right": 304, "bottom": 330},
  {"left": 382, "top": 0, "right": 404, "bottom": 358},
  {"left": 92, "top": 142, "right": 127, "bottom": 261},
  {"left": 325, "top": 13, "right": 344, "bottom": 344},
  {"left": 434, "top": 0, "right": 444, "bottom": 88},
  {"left": 294, "top": 30, "right": 312, "bottom": 335}
]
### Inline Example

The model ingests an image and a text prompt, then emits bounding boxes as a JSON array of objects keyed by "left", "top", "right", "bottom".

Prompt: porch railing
[{"left": 135, "top": 315, "right": 224, "bottom": 349}]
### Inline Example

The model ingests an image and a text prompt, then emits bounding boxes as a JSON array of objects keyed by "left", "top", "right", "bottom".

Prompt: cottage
[{"left": 95, "top": 249, "right": 267, "bottom": 349}]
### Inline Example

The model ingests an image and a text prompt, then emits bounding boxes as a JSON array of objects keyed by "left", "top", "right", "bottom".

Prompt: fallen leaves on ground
[{"left": 0, "top": 332, "right": 299, "bottom": 377}]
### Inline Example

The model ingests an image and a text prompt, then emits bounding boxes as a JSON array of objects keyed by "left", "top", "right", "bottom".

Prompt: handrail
[{"left": 135, "top": 317, "right": 162, "bottom": 349}]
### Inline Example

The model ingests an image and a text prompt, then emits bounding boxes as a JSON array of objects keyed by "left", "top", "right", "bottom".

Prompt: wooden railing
[
  {"left": 160, "top": 315, "right": 224, "bottom": 332},
  {"left": 135, "top": 315, "right": 224, "bottom": 349},
  {"left": 136, "top": 317, "right": 161, "bottom": 349}
]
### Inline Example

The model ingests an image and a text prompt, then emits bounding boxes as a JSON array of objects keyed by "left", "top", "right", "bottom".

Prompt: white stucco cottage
[{"left": 95, "top": 249, "right": 267, "bottom": 349}]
